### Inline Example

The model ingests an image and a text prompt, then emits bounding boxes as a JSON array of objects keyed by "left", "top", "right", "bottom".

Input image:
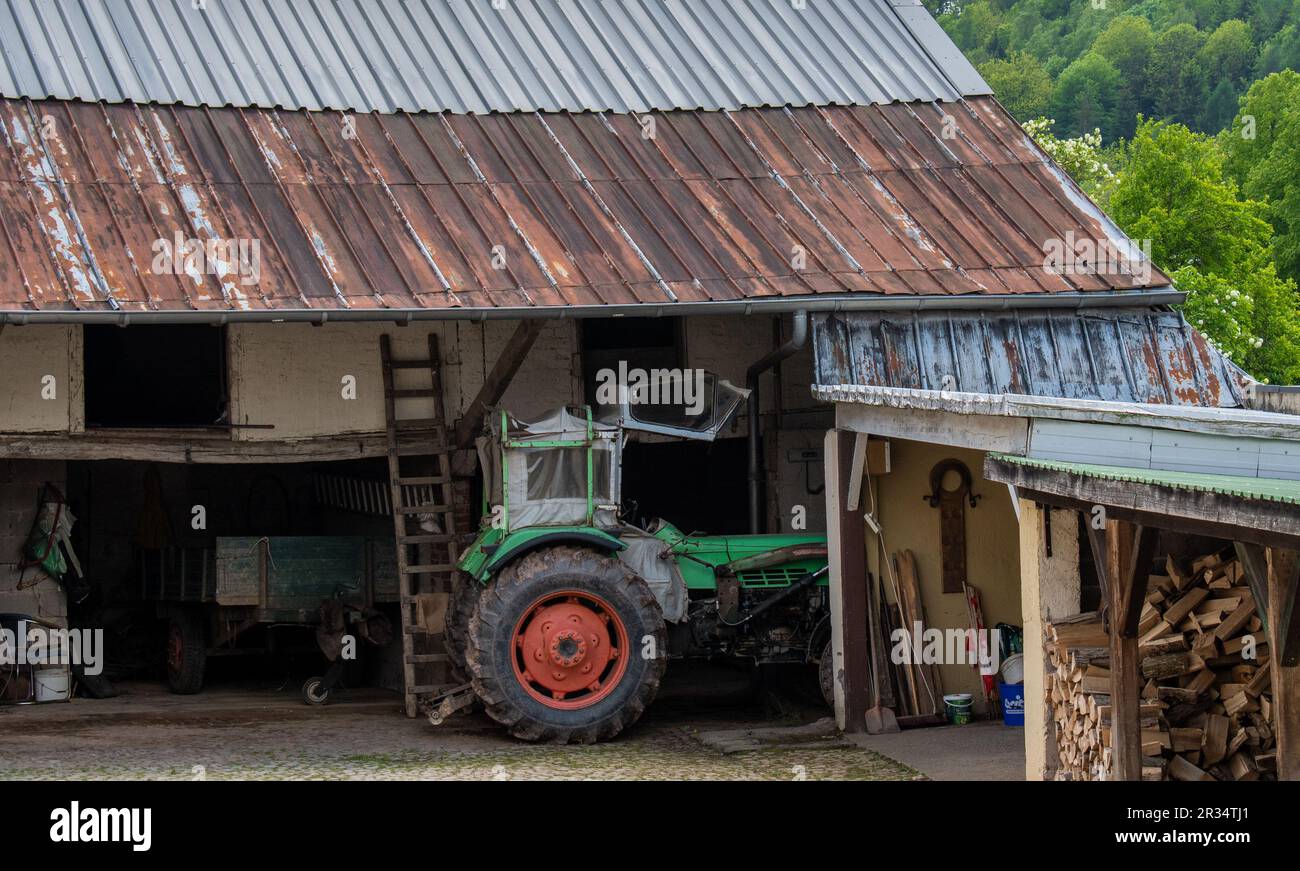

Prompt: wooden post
[
  {"left": 1267, "top": 547, "right": 1300, "bottom": 780},
  {"left": 454, "top": 320, "right": 545, "bottom": 447},
  {"left": 1102, "top": 519, "right": 1157, "bottom": 781},
  {"left": 824, "top": 429, "right": 871, "bottom": 733}
]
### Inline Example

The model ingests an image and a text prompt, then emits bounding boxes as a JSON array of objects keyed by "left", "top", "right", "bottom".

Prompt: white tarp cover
[
  {"left": 617, "top": 532, "right": 688, "bottom": 623},
  {"left": 479, "top": 408, "right": 620, "bottom": 531}
]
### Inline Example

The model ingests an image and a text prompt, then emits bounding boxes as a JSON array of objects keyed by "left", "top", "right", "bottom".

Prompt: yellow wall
[
  {"left": 863, "top": 438, "right": 1023, "bottom": 715},
  {"left": 0, "top": 326, "right": 80, "bottom": 433}
]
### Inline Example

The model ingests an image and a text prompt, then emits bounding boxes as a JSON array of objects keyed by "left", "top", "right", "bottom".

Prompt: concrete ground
[
  {"left": 849, "top": 720, "right": 1026, "bottom": 781},
  {"left": 0, "top": 669, "right": 1022, "bottom": 781}
]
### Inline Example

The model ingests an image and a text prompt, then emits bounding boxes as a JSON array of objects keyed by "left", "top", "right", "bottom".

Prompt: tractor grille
[{"left": 736, "top": 567, "right": 806, "bottom": 588}]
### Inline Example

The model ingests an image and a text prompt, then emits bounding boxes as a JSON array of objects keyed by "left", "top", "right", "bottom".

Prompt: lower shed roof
[
  {"left": 986, "top": 453, "right": 1300, "bottom": 552},
  {"left": 0, "top": 96, "right": 1167, "bottom": 319}
]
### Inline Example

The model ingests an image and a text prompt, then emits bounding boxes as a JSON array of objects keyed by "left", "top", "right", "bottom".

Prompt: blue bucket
[{"left": 999, "top": 682, "right": 1024, "bottom": 727}]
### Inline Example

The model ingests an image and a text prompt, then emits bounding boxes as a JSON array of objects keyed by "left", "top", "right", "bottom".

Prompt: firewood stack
[{"left": 1046, "top": 548, "right": 1276, "bottom": 781}]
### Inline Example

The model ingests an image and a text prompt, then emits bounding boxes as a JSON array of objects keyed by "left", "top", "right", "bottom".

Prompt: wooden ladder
[{"left": 380, "top": 334, "right": 460, "bottom": 718}]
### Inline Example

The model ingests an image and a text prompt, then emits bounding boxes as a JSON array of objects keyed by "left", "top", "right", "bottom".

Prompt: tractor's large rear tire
[
  {"left": 466, "top": 546, "right": 666, "bottom": 743},
  {"left": 445, "top": 575, "right": 481, "bottom": 678}
]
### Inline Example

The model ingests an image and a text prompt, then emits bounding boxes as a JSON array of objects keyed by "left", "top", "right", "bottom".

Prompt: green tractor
[{"left": 449, "top": 374, "right": 831, "bottom": 743}]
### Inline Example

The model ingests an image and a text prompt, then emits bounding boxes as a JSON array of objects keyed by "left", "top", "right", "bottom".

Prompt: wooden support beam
[
  {"left": 1121, "top": 524, "right": 1159, "bottom": 637},
  {"left": 824, "top": 429, "right": 871, "bottom": 733},
  {"left": 1267, "top": 547, "right": 1300, "bottom": 780},
  {"left": 453, "top": 320, "right": 544, "bottom": 448},
  {"left": 1106, "top": 519, "right": 1154, "bottom": 782},
  {"left": 1085, "top": 518, "right": 1111, "bottom": 620},
  {"left": 1235, "top": 541, "right": 1271, "bottom": 634}
]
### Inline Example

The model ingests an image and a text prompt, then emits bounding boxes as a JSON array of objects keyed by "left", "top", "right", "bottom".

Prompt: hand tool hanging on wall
[{"left": 924, "top": 459, "right": 980, "bottom": 594}]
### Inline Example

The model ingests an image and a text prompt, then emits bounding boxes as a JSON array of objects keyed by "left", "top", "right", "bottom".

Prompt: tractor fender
[{"left": 478, "top": 529, "right": 626, "bottom": 581}]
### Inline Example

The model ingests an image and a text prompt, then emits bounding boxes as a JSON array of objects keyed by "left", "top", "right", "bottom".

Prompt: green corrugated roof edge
[{"left": 991, "top": 455, "right": 1300, "bottom": 507}]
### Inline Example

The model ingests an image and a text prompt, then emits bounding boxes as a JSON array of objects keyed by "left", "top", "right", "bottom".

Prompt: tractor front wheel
[{"left": 466, "top": 546, "right": 666, "bottom": 743}]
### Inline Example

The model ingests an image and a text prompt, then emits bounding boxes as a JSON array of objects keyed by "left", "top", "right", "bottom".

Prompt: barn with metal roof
[{"left": 0, "top": 0, "right": 1293, "bottom": 783}]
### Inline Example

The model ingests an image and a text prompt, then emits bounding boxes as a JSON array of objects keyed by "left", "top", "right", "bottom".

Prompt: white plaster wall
[
  {"left": 227, "top": 320, "right": 581, "bottom": 440},
  {"left": 0, "top": 326, "right": 80, "bottom": 434}
]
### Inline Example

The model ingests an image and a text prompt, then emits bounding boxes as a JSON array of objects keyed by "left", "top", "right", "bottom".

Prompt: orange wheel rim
[{"left": 511, "top": 589, "right": 629, "bottom": 710}]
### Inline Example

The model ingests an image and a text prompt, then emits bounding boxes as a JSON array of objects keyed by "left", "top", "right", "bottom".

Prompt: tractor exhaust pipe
[{"left": 746, "top": 310, "right": 808, "bottom": 534}]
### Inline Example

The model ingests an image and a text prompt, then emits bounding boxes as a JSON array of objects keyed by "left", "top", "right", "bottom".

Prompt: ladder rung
[
  {"left": 394, "top": 418, "right": 445, "bottom": 429},
  {"left": 403, "top": 564, "right": 457, "bottom": 574},
  {"left": 398, "top": 533, "right": 456, "bottom": 544},
  {"left": 405, "top": 654, "right": 450, "bottom": 664},
  {"left": 395, "top": 476, "right": 451, "bottom": 485},
  {"left": 396, "top": 504, "right": 452, "bottom": 515},
  {"left": 394, "top": 443, "right": 448, "bottom": 456},
  {"left": 387, "top": 388, "right": 437, "bottom": 398},
  {"left": 387, "top": 359, "right": 434, "bottom": 369}
]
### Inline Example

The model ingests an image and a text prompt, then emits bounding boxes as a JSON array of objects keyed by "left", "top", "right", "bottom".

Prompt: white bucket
[
  {"left": 34, "top": 665, "right": 71, "bottom": 702},
  {"left": 1000, "top": 653, "right": 1025, "bottom": 685}
]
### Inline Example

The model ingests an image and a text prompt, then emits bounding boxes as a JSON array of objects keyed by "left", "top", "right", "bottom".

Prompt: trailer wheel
[
  {"left": 165, "top": 610, "right": 206, "bottom": 695},
  {"left": 302, "top": 677, "right": 330, "bottom": 706},
  {"left": 466, "top": 546, "right": 666, "bottom": 743}
]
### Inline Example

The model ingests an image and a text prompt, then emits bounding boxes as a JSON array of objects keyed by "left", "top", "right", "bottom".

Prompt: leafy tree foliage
[{"left": 930, "top": 1, "right": 1300, "bottom": 384}]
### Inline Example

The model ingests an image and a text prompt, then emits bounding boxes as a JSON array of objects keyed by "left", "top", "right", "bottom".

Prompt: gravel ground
[{"left": 0, "top": 680, "right": 919, "bottom": 782}]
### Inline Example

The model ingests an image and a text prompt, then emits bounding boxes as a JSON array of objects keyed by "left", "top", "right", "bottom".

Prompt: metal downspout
[{"left": 747, "top": 310, "right": 808, "bottom": 534}]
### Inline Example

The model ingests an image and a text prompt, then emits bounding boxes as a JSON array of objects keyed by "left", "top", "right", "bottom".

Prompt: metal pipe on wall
[{"left": 746, "top": 310, "right": 808, "bottom": 534}]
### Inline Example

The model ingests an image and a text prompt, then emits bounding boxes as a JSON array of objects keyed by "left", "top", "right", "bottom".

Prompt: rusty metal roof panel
[
  {"left": 0, "top": 96, "right": 1172, "bottom": 317},
  {"left": 811, "top": 308, "right": 1250, "bottom": 409},
  {"left": 0, "top": 0, "right": 989, "bottom": 113}
]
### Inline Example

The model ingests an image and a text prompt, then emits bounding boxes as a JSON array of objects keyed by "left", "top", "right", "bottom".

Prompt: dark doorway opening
[
  {"left": 621, "top": 437, "right": 748, "bottom": 535},
  {"left": 581, "top": 316, "right": 684, "bottom": 418},
  {"left": 84, "top": 325, "right": 227, "bottom": 427}
]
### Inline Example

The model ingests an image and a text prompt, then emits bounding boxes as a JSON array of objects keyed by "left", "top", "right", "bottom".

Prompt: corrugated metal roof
[
  {"left": 0, "top": 95, "right": 1165, "bottom": 317},
  {"left": 988, "top": 454, "right": 1300, "bottom": 506},
  {"left": 0, "top": 0, "right": 989, "bottom": 114},
  {"left": 812, "top": 308, "right": 1243, "bottom": 408}
]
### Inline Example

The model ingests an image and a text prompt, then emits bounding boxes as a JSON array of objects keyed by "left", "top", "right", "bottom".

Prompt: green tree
[
  {"left": 1110, "top": 121, "right": 1272, "bottom": 274},
  {"left": 1109, "top": 120, "right": 1300, "bottom": 382},
  {"left": 1050, "top": 51, "right": 1121, "bottom": 136},
  {"left": 1256, "top": 24, "right": 1300, "bottom": 77},
  {"left": 1197, "top": 19, "right": 1258, "bottom": 88},
  {"left": 1220, "top": 71, "right": 1300, "bottom": 189},
  {"left": 1221, "top": 72, "right": 1300, "bottom": 284},
  {"left": 1093, "top": 16, "right": 1156, "bottom": 136},
  {"left": 1145, "top": 25, "right": 1210, "bottom": 123},
  {"left": 979, "top": 51, "right": 1053, "bottom": 119},
  {"left": 1202, "top": 78, "right": 1242, "bottom": 132}
]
